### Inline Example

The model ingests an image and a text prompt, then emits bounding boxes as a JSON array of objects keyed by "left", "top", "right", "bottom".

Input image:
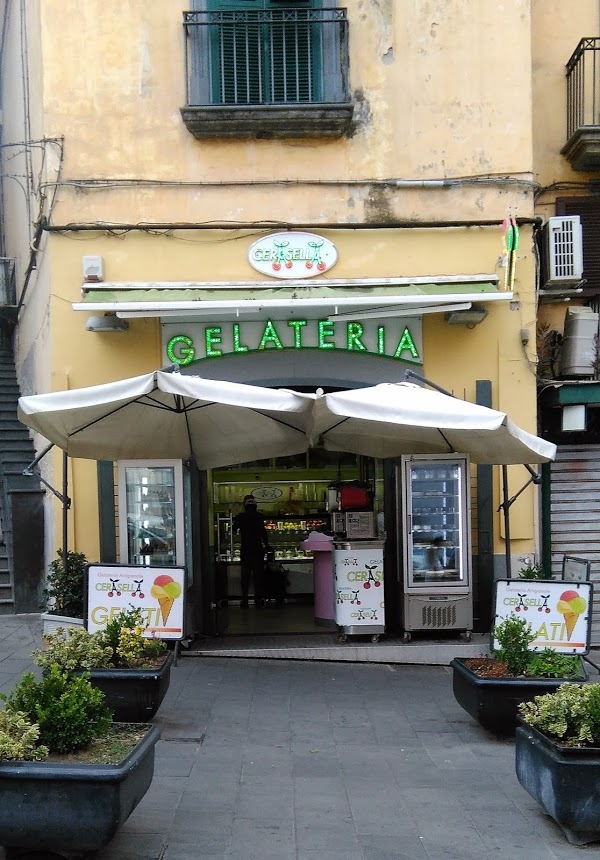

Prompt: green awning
[{"left": 78, "top": 281, "right": 501, "bottom": 305}]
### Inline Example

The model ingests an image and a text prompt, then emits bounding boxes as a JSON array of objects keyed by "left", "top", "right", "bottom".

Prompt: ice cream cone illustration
[
  {"left": 557, "top": 590, "right": 588, "bottom": 641},
  {"left": 157, "top": 595, "right": 174, "bottom": 625},
  {"left": 150, "top": 575, "right": 182, "bottom": 626}
]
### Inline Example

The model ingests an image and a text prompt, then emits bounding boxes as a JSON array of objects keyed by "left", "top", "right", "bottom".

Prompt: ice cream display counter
[{"left": 215, "top": 513, "right": 330, "bottom": 604}]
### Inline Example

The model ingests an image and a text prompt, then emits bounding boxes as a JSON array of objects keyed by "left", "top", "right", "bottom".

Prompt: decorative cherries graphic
[{"left": 363, "top": 565, "right": 381, "bottom": 590}]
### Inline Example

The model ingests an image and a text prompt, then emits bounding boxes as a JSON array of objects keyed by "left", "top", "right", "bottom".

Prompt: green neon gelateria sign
[{"left": 164, "top": 317, "right": 421, "bottom": 367}]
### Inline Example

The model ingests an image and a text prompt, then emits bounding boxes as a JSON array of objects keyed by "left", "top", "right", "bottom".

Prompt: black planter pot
[
  {"left": 516, "top": 718, "right": 600, "bottom": 845},
  {"left": 88, "top": 650, "right": 174, "bottom": 722},
  {"left": 0, "top": 723, "right": 159, "bottom": 855},
  {"left": 450, "top": 657, "right": 587, "bottom": 734}
]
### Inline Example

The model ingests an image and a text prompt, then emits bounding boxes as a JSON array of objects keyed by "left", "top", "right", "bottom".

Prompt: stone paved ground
[{"left": 2, "top": 617, "right": 600, "bottom": 859}]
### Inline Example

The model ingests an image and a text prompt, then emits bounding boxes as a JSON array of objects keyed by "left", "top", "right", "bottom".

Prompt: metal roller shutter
[{"left": 549, "top": 445, "right": 600, "bottom": 642}]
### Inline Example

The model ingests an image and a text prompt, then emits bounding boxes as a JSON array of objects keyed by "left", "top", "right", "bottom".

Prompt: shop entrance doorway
[{"left": 211, "top": 446, "right": 384, "bottom": 636}]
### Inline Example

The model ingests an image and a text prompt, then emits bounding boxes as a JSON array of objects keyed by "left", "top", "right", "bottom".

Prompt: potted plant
[
  {"left": 0, "top": 666, "right": 159, "bottom": 855},
  {"left": 518, "top": 562, "right": 548, "bottom": 580},
  {"left": 41, "top": 549, "right": 87, "bottom": 634},
  {"left": 516, "top": 683, "right": 600, "bottom": 845},
  {"left": 450, "top": 614, "right": 586, "bottom": 733},
  {"left": 36, "top": 606, "right": 174, "bottom": 722}
]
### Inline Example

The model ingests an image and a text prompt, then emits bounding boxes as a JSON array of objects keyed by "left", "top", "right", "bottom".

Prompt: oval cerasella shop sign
[{"left": 248, "top": 231, "right": 338, "bottom": 279}]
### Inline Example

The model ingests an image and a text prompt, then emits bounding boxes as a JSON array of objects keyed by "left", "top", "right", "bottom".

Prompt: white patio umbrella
[
  {"left": 308, "top": 382, "right": 556, "bottom": 465},
  {"left": 17, "top": 370, "right": 314, "bottom": 468}
]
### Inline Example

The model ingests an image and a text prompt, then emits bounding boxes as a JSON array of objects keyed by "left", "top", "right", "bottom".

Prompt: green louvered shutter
[
  {"left": 270, "top": 4, "right": 315, "bottom": 103},
  {"left": 206, "top": 0, "right": 321, "bottom": 105}
]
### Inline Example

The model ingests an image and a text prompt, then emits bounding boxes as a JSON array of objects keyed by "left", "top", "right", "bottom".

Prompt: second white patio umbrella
[{"left": 308, "top": 382, "right": 556, "bottom": 465}]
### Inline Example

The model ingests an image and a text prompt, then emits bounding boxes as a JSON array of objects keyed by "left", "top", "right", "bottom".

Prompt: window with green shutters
[{"left": 190, "top": 1, "right": 338, "bottom": 106}]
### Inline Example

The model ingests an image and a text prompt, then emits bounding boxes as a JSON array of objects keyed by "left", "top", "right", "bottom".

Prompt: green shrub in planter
[
  {"left": 35, "top": 627, "right": 114, "bottom": 673},
  {"left": 0, "top": 711, "right": 48, "bottom": 761},
  {"left": 492, "top": 614, "right": 536, "bottom": 675},
  {"left": 44, "top": 549, "right": 88, "bottom": 618},
  {"left": 516, "top": 683, "right": 600, "bottom": 844},
  {"left": 492, "top": 615, "right": 581, "bottom": 678},
  {"left": 518, "top": 563, "right": 547, "bottom": 580},
  {"left": 101, "top": 606, "right": 167, "bottom": 668},
  {"left": 36, "top": 607, "right": 167, "bottom": 673},
  {"left": 519, "top": 683, "right": 600, "bottom": 746},
  {"left": 2, "top": 666, "right": 112, "bottom": 753},
  {"left": 525, "top": 650, "right": 583, "bottom": 679}
]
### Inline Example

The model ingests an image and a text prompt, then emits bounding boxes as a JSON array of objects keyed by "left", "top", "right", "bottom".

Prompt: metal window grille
[{"left": 183, "top": 8, "right": 349, "bottom": 106}]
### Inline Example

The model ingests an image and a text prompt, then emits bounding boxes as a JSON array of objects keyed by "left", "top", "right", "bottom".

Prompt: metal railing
[
  {"left": 566, "top": 38, "right": 600, "bottom": 139},
  {"left": 183, "top": 7, "right": 349, "bottom": 107}
]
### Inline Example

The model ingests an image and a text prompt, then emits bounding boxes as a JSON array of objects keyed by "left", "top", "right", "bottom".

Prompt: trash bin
[
  {"left": 301, "top": 531, "right": 335, "bottom": 627},
  {"left": 333, "top": 540, "right": 385, "bottom": 642}
]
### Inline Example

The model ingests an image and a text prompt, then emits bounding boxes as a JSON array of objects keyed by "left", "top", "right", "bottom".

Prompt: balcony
[
  {"left": 562, "top": 38, "right": 600, "bottom": 171},
  {"left": 180, "top": 7, "right": 353, "bottom": 140}
]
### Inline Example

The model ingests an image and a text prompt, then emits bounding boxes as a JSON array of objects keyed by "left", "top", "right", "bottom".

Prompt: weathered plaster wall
[{"left": 37, "top": 0, "right": 534, "bottom": 225}]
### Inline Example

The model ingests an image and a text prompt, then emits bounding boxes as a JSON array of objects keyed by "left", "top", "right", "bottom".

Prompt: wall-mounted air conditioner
[
  {"left": 540, "top": 216, "right": 584, "bottom": 289},
  {"left": 559, "top": 306, "right": 599, "bottom": 378}
]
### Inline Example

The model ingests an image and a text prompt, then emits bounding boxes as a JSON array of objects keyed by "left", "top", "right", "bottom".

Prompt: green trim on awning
[{"left": 80, "top": 282, "right": 499, "bottom": 304}]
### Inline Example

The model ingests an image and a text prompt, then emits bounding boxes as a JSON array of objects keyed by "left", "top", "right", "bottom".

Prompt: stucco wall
[
  {"left": 36, "top": 0, "right": 535, "bottom": 225},
  {"left": 2, "top": 0, "right": 546, "bottom": 567}
]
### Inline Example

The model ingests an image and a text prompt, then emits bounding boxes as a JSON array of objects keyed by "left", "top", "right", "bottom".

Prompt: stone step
[
  {"left": 0, "top": 450, "right": 36, "bottom": 463},
  {"left": 0, "top": 430, "right": 34, "bottom": 443},
  {"left": 0, "top": 419, "right": 25, "bottom": 431}
]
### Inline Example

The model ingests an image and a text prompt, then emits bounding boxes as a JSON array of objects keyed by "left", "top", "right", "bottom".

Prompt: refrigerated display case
[
  {"left": 399, "top": 454, "right": 473, "bottom": 641},
  {"left": 215, "top": 513, "right": 329, "bottom": 604},
  {"left": 118, "top": 460, "right": 184, "bottom": 567}
]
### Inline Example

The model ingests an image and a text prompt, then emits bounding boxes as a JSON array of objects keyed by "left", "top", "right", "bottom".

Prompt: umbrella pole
[
  {"left": 502, "top": 465, "right": 511, "bottom": 577},
  {"left": 62, "top": 451, "right": 68, "bottom": 575},
  {"left": 23, "top": 444, "right": 71, "bottom": 573},
  {"left": 499, "top": 466, "right": 542, "bottom": 580}
]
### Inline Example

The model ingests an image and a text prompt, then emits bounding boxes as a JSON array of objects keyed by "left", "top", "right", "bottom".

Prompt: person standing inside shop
[{"left": 233, "top": 494, "right": 270, "bottom": 608}]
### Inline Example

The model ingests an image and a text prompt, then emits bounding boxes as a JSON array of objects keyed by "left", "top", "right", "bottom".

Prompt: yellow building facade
[{"left": 3, "top": 0, "right": 584, "bottom": 637}]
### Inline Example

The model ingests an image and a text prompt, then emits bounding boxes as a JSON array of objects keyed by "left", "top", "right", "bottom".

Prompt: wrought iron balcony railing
[
  {"left": 563, "top": 38, "right": 600, "bottom": 171},
  {"left": 181, "top": 7, "right": 353, "bottom": 139}
]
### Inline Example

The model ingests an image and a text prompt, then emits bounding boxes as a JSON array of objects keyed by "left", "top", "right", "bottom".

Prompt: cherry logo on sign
[{"left": 248, "top": 232, "right": 338, "bottom": 279}]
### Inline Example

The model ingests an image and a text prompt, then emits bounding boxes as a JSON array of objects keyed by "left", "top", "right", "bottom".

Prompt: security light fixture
[
  {"left": 445, "top": 305, "right": 488, "bottom": 327},
  {"left": 85, "top": 313, "right": 129, "bottom": 333},
  {"left": 82, "top": 255, "right": 104, "bottom": 282}
]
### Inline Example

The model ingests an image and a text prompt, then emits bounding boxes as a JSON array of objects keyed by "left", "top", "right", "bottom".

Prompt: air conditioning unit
[
  {"left": 540, "top": 215, "right": 584, "bottom": 288},
  {"left": 559, "top": 306, "right": 599, "bottom": 378}
]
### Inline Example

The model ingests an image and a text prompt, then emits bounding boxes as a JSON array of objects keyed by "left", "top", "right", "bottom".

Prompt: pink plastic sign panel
[
  {"left": 86, "top": 564, "right": 185, "bottom": 640},
  {"left": 334, "top": 547, "right": 385, "bottom": 628},
  {"left": 493, "top": 578, "right": 593, "bottom": 655}
]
